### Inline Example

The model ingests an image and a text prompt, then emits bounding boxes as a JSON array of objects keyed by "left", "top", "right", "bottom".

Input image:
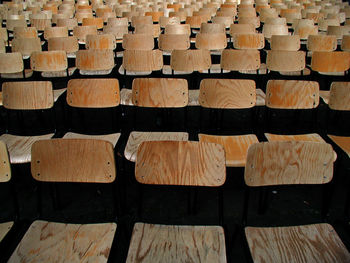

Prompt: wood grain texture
[
  {"left": 164, "top": 24, "right": 191, "bottom": 35},
  {"left": 103, "top": 25, "right": 129, "bottom": 40},
  {"left": 221, "top": 49, "right": 260, "bottom": 71},
  {"left": 122, "top": 34, "right": 154, "bottom": 50},
  {"left": 159, "top": 34, "right": 190, "bottom": 51},
  {"left": 76, "top": 50, "right": 114, "bottom": 71},
  {"left": 230, "top": 24, "right": 255, "bottom": 35},
  {"left": 199, "top": 134, "right": 259, "bottom": 167},
  {"left": 85, "top": 34, "right": 115, "bottom": 50},
  {"left": 13, "top": 26, "right": 37, "bottom": 38},
  {"left": 238, "top": 16, "right": 260, "bottom": 28},
  {"left": 171, "top": 49, "right": 211, "bottom": 72},
  {"left": 125, "top": 131, "right": 189, "bottom": 162},
  {"left": 294, "top": 25, "right": 318, "bottom": 40},
  {"left": 311, "top": 51, "right": 350, "bottom": 73},
  {"left": 131, "top": 15, "right": 153, "bottom": 27},
  {"left": 67, "top": 78, "right": 120, "bottom": 108},
  {"left": 31, "top": 139, "right": 115, "bottom": 183},
  {"left": 328, "top": 135, "right": 350, "bottom": 157},
  {"left": 307, "top": 35, "right": 337, "bottom": 51},
  {"left": 200, "top": 22, "right": 225, "bottom": 33},
  {"left": 30, "top": 18, "right": 52, "bottom": 31},
  {"left": 244, "top": 141, "right": 334, "bottom": 186},
  {"left": 135, "top": 141, "right": 226, "bottom": 186},
  {"left": 48, "top": 36, "right": 79, "bottom": 53},
  {"left": 134, "top": 24, "right": 161, "bottom": 38},
  {"left": 8, "top": 220, "right": 117, "bottom": 263},
  {"left": 265, "top": 133, "right": 325, "bottom": 143},
  {"left": 2, "top": 81, "right": 53, "bottom": 110},
  {"left": 266, "top": 80, "right": 319, "bottom": 109},
  {"left": 185, "top": 15, "right": 206, "bottom": 28},
  {"left": 6, "top": 19, "right": 27, "bottom": 31},
  {"left": 232, "top": 33, "right": 264, "bottom": 49},
  {"left": 271, "top": 35, "right": 300, "bottom": 51},
  {"left": 57, "top": 18, "right": 78, "bottom": 30},
  {"left": 0, "top": 221, "right": 13, "bottom": 242},
  {"left": 63, "top": 132, "right": 121, "bottom": 147},
  {"left": 199, "top": 79, "right": 256, "bottom": 109},
  {"left": 341, "top": 35, "right": 350, "bottom": 51},
  {"left": 145, "top": 11, "right": 164, "bottom": 22},
  {"left": 0, "top": 52, "right": 24, "bottom": 73},
  {"left": 212, "top": 16, "right": 234, "bottom": 28},
  {"left": 195, "top": 33, "right": 227, "bottom": 50},
  {"left": 11, "top": 37, "right": 42, "bottom": 57},
  {"left": 169, "top": 11, "right": 187, "bottom": 22},
  {"left": 245, "top": 224, "right": 350, "bottom": 263},
  {"left": 262, "top": 24, "right": 288, "bottom": 39},
  {"left": 0, "top": 140, "right": 11, "bottom": 182},
  {"left": 126, "top": 223, "right": 226, "bottom": 263},
  {"left": 73, "top": 25, "right": 97, "bottom": 41},
  {"left": 132, "top": 78, "right": 188, "bottom": 107},
  {"left": 44, "top": 26, "right": 68, "bottom": 40},
  {"left": 329, "top": 82, "right": 350, "bottom": 110},
  {"left": 30, "top": 51, "right": 67, "bottom": 72},
  {"left": 267, "top": 50, "right": 305, "bottom": 72},
  {"left": 82, "top": 17, "right": 103, "bottom": 29},
  {"left": 123, "top": 50, "right": 163, "bottom": 72},
  {"left": 159, "top": 17, "right": 181, "bottom": 28}
]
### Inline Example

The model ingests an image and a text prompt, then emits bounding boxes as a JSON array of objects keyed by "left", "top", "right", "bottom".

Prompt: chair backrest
[
  {"left": 12, "top": 37, "right": 42, "bottom": 57},
  {"left": 13, "top": 26, "right": 38, "bottom": 38},
  {"left": 307, "top": 35, "right": 337, "bottom": 51},
  {"left": 262, "top": 24, "right": 289, "bottom": 39},
  {"left": 159, "top": 16, "right": 180, "bottom": 28},
  {"left": 134, "top": 24, "right": 161, "bottom": 38},
  {"left": 158, "top": 34, "right": 190, "bottom": 51},
  {"left": 311, "top": 51, "right": 350, "bottom": 73},
  {"left": 327, "top": 25, "right": 350, "bottom": 40},
  {"left": 145, "top": 11, "right": 164, "bottom": 22},
  {"left": 0, "top": 28, "right": 7, "bottom": 43},
  {"left": 135, "top": 141, "right": 226, "bottom": 186},
  {"left": 341, "top": 35, "right": 350, "bottom": 51},
  {"left": 170, "top": 49, "right": 211, "bottom": 72},
  {"left": 57, "top": 18, "right": 78, "bottom": 30},
  {"left": 2, "top": 81, "right": 54, "bottom": 110},
  {"left": 195, "top": 33, "right": 227, "bottom": 50},
  {"left": 199, "top": 79, "right": 256, "bottom": 109},
  {"left": 266, "top": 50, "right": 305, "bottom": 72},
  {"left": 270, "top": 35, "right": 300, "bottom": 51},
  {"left": 212, "top": 16, "right": 234, "bottom": 28},
  {"left": 265, "top": 17, "right": 286, "bottom": 25},
  {"left": 230, "top": 24, "right": 255, "bottom": 35},
  {"left": 200, "top": 22, "right": 226, "bottom": 34},
  {"left": 86, "top": 34, "right": 115, "bottom": 50},
  {"left": 30, "top": 18, "right": 52, "bottom": 31},
  {"left": 103, "top": 25, "right": 129, "bottom": 40},
  {"left": 67, "top": 78, "right": 120, "bottom": 108},
  {"left": 123, "top": 50, "right": 163, "bottom": 72},
  {"left": 221, "top": 49, "right": 260, "bottom": 71},
  {"left": 82, "top": 17, "right": 103, "bottom": 29},
  {"left": 244, "top": 141, "right": 333, "bottom": 186},
  {"left": 132, "top": 78, "right": 188, "bottom": 108},
  {"left": 185, "top": 15, "right": 207, "bottom": 28},
  {"left": 31, "top": 51, "right": 67, "bottom": 72},
  {"left": 73, "top": 25, "right": 98, "bottom": 42},
  {"left": 6, "top": 18, "right": 27, "bottom": 31},
  {"left": 0, "top": 52, "right": 24, "bottom": 73},
  {"left": 107, "top": 17, "right": 128, "bottom": 26},
  {"left": 43, "top": 26, "right": 68, "bottom": 40},
  {"left": 294, "top": 24, "right": 318, "bottom": 40},
  {"left": 0, "top": 141, "right": 11, "bottom": 183},
  {"left": 31, "top": 139, "right": 116, "bottom": 183},
  {"left": 328, "top": 82, "right": 350, "bottom": 111},
  {"left": 76, "top": 49, "right": 115, "bottom": 71},
  {"left": 122, "top": 34, "right": 154, "bottom": 50},
  {"left": 164, "top": 24, "right": 191, "bottom": 35},
  {"left": 232, "top": 33, "right": 265, "bottom": 49},
  {"left": 265, "top": 80, "right": 319, "bottom": 109},
  {"left": 48, "top": 36, "right": 79, "bottom": 53}
]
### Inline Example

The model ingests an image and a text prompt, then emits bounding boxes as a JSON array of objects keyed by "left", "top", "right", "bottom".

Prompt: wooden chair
[
  {"left": 0, "top": 52, "right": 33, "bottom": 79},
  {"left": 195, "top": 33, "right": 227, "bottom": 51},
  {"left": 13, "top": 26, "right": 38, "bottom": 39},
  {"left": 11, "top": 37, "right": 42, "bottom": 58},
  {"left": 82, "top": 17, "right": 103, "bottom": 29},
  {"left": 266, "top": 50, "right": 307, "bottom": 75},
  {"left": 307, "top": 35, "right": 337, "bottom": 52},
  {"left": 122, "top": 34, "right": 154, "bottom": 51},
  {"left": 311, "top": 51, "right": 350, "bottom": 75},
  {"left": 232, "top": 33, "right": 265, "bottom": 49},
  {"left": 158, "top": 34, "right": 190, "bottom": 54},
  {"left": 43, "top": 26, "right": 68, "bottom": 40},
  {"left": 294, "top": 23, "right": 318, "bottom": 41},
  {"left": 327, "top": 25, "right": 350, "bottom": 40},
  {"left": 229, "top": 24, "right": 255, "bottom": 36},
  {"left": 73, "top": 25, "right": 97, "bottom": 44},
  {"left": 7, "top": 138, "right": 117, "bottom": 262},
  {"left": 164, "top": 24, "right": 191, "bottom": 36},
  {"left": 270, "top": 35, "right": 300, "bottom": 51},
  {"left": 220, "top": 49, "right": 261, "bottom": 74},
  {"left": 86, "top": 34, "right": 115, "bottom": 50},
  {"left": 56, "top": 18, "right": 78, "bottom": 30},
  {"left": 47, "top": 36, "right": 79, "bottom": 57},
  {"left": 131, "top": 15, "right": 152, "bottom": 28},
  {"left": 243, "top": 141, "right": 349, "bottom": 263},
  {"left": 103, "top": 24, "right": 129, "bottom": 43},
  {"left": 238, "top": 16, "right": 260, "bottom": 29},
  {"left": 30, "top": 18, "right": 52, "bottom": 31},
  {"left": 159, "top": 16, "right": 180, "bottom": 28},
  {"left": 6, "top": 18, "right": 27, "bottom": 32},
  {"left": 76, "top": 49, "right": 115, "bottom": 75},
  {"left": 212, "top": 16, "right": 234, "bottom": 29},
  {"left": 341, "top": 35, "right": 350, "bottom": 51},
  {"left": 262, "top": 24, "right": 289, "bottom": 40}
]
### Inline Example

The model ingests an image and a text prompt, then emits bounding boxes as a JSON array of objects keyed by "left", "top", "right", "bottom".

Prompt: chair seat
[
  {"left": 53, "top": 88, "right": 67, "bottom": 102},
  {"left": 126, "top": 223, "right": 226, "bottom": 263},
  {"left": 256, "top": 88, "right": 266, "bottom": 106},
  {"left": 118, "top": 65, "right": 152, "bottom": 76},
  {"left": 0, "top": 133, "right": 54, "bottom": 163},
  {"left": 41, "top": 67, "right": 77, "bottom": 77},
  {"left": 328, "top": 135, "right": 350, "bottom": 157},
  {"left": 8, "top": 220, "right": 117, "bottom": 263},
  {"left": 245, "top": 223, "right": 350, "bottom": 263},
  {"left": 120, "top": 88, "right": 133, "bottom": 106},
  {"left": 0, "top": 221, "right": 13, "bottom": 242},
  {"left": 319, "top": 90, "right": 330, "bottom": 104},
  {"left": 124, "top": 131, "right": 189, "bottom": 162},
  {"left": 198, "top": 134, "right": 259, "bottom": 167},
  {"left": 63, "top": 132, "right": 121, "bottom": 147},
  {"left": 0, "top": 69, "right": 33, "bottom": 79}
]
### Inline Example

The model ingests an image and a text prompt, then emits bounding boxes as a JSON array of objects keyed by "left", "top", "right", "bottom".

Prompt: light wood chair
[
  {"left": 7, "top": 138, "right": 117, "bottom": 262},
  {"left": 0, "top": 52, "right": 33, "bottom": 79},
  {"left": 131, "top": 15, "right": 153, "bottom": 28},
  {"left": 120, "top": 49, "right": 163, "bottom": 75},
  {"left": 266, "top": 50, "right": 307, "bottom": 75},
  {"left": 73, "top": 25, "right": 97, "bottom": 44},
  {"left": 311, "top": 51, "right": 350, "bottom": 75},
  {"left": 43, "top": 26, "right": 68, "bottom": 40},
  {"left": 82, "top": 17, "right": 103, "bottom": 29},
  {"left": 230, "top": 24, "right": 255, "bottom": 36},
  {"left": 341, "top": 35, "right": 350, "bottom": 51},
  {"left": 47, "top": 36, "right": 79, "bottom": 57},
  {"left": 270, "top": 35, "right": 300, "bottom": 51},
  {"left": 220, "top": 49, "right": 261, "bottom": 74},
  {"left": 86, "top": 34, "right": 116, "bottom": 50},
  {"left": 159, "top": 16, "right": 181, "bottom": 28},
  {"left": 164, "top": 24, "right": 191, "bottom": 36},
  {"left": 212, "top": 16, "right": 234, "bottom": 29},
  {"left": 76, "top": 49, "right": 115, "bottom": 75},
  {"left": 262, "top": 24, "right": 289, "bottom": 40},
  {"left": 6, "top": 18, "right": 27, "bottom": 32},
  {"left": 307, "top": 35, "right": 337, "bottom": 52},
  {"left": 134, "top": 24, "right": 161, "bottom": 38},
  {"left": 122, "top": 34, "right": 154, "bottom": 51},
  {"left": 158, "top": 34, "right": 190, "bottom": 54},
  {"left": 103, "top": 24, "right": 129, "bottom": 43},
  {"left": 30, "top": 18, "right": 52, "bottom": 31},
  {"left": 232, "top": 33, "right": 265, "bottom": 49},
  {"left": 195, "top": 32, "right": 227, "bottom": 51},
  {"left": 56, "top": 18, "right": 78, "bottom": 30},
  {"left": 11, "top": 37, "right": 42, "bottom": 58},
  {"left": 13, "top": 26, "right": 38, "bottom": 39}
]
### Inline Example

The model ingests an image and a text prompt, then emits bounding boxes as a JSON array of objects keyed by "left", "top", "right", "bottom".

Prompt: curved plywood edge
[
  {"left": 159, "top": 34, "right": 190, "bottom": 51},
  {"left": 2, "top": 81, "right": 54, "bottom": 110},
  {"left": 31, "top": 139, "right": 116, "bottom": 183},
  {"left": 48, "top": 36, "right": 79, "bottom": 53},
  {"left": 76, "top": 50, "right": 115, "bottom": 71},
  {"left": 164, "top": 24, "right": 191, "bottom": 35},
  {"left": 126, "top": 223, "right": 226, "bottom": 263},
  {"left": 8, "top": 220, "right": 117, "bottom": 263},
  {"left": 0, "top": 141, "right": 11, "bottom": 182},
  {"left": 341, "top": 35, "right": 350, "bottom": 51},
  {"left": 307, "top": 35, "right": 337, "bottom": 51},
  {"left": 232, "top": 33, "right": 265, "bottom": 49},
  {"left": 329, "top": 82, "right": 350, "bottom": 110},
  {"left": 43, "top": 26, "right": 68, "bottom": 40},
  {"left": 199, "top": 79, "right": 256, "bottom": 109},
  {"left": 124, "top": 131, "right": 189, "bottom": 162},
  {"left": 266, "top": 80, "right": 319, "bottom": 109},
  {"left": 171, "top": 49, "right": 211, "bottom": 72},
  {"left": 244, "top": 141, "right": 334, "bottom": 186},
  {"left": 328, "top": 135, "right": 350, "bottom": 157},
  {"left": 221, "top": 49, "right": 260, "bottom": 71},
  {"left": 195, "top": 33, "right": 227, "bottom": 50},
  {"left": 199, "top": 134, "right": 259, "bottom": 167},
  {"left": 0, "top": 52, "right": 24, "bottom": 74},
  {"left": 86, "top": 34, "right": 115, "bottom": 50},
  {"left": 0, "top": 221, "right": 13, "bottom": 242},
  {"left": 245, "top": 224, "right": 350, "bottom": 263},
  {"left": 135, "top": 141, "right": 226, "bottom": 186},
  {"left": 311, "top": 51, "right": 350, "bottom": 73},
  {"left": 123, "top": 50, "right": 163, "bottom": 72},
  {"left": 67, "top": 78, "right": 120, "bottom": 108},
  {"left": 265, "top": 133, "right": 325, "bottom": 143},
  {"left": 266, "top": 50, "right": 305, "bottom": 72},
  {"left": 11, "top": 37, "right": 42, "bottom": 57},
  {"left": 30, "top": 51, "right": 68, "bottom": 72},
  {"left": 132, "top": 78, "right": 188, "bottom": 107},
  {"left": 270, "top": 35, "right": 300, "bottom": 51},
  {"left": 63, "top": 132, "right": 121, "bottom": 147},
  {"left": 230, "top": 24, "right": 255, "bottom": 35},
  {"left": 122, "top": 34, "right": 154, "bottom": 50}
]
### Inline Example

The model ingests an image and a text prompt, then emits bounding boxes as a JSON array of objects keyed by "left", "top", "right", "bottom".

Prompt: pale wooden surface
[
  {"left": 200, "top": 22, "right": 225, "bottom": 33},
  {"left": 341, "top": 35, "right": 350, "bottom": 51},
  {"left": 199, "top": 79, "right": 256, "bottom": 109},
  {"left": 159, "top": 17, "right": 181, "bottom": 28},
  {"left": 159, "top": 34, "right": 190, "bottom": 51},
  {"left": 13, "top": 26, "right": 37, "bottom": 39},
  {"left": 67, "top": 78, "right": 120, "bottom": 108},
  {"left": 307, "top": 35, "right": 337, "bottom": 51},
  {"left": 124, "top": 131, "right": 189, "bottom": 162},
  {"left": 2, "top": 81, "right": 54, "bottom": 110},
  {"left": 320, "top": 90, "right": 330, "bottom": 104},
  {"left": 123, "top": 50, "right": 163, "bottom": 72},
  {"left": 195, "top": 33, "right": 227, "bottom": 50},
  {"left": 245, "top": 224, "right": 350, "bottom": 263},
  {"left": 11, "top": 37, "right": 42, "bottom": 57},
  {"left": 267, "top": 50, "right": 305, "bottom": 72},
  {"left": 199, "top": 134, "right": 259, "bottom": 167},
  {"left": 0, "top": 52, "right": 24, "bottom": 73},
  {"left": 131, "top": 15, "right": 153, "bottom": 27},
  {"left": 294, "top": 25, "right": 318, "bottom": 40},
  {"left": 0, "top": 221, "right": 13, "bottom": 242},
  {"left": 8, "top": 220, "right": 117, "bottom": 263},
  {"left": 44, "top": 26, "right": 68, "bottom": 40},
  {"left": 221, "top": 50, "right": 260, "bottom": 71},
  {"left": 63, "top": 132, "right": 121, "bottom": 147},
  {"left": 31, "top": 51, "right": 68, "bottom": 72},
  {"left": 103, "top": 25, "right": 129, "bottom": 40},
  {"left": 0, "top": 140, "right": 11, "bottom": 182},
  {"left": 0, "top": 133, "right": 54, "bottom": 164},
  {"left": 256, "top": 88, "right": 266, "bottom": 106},
  {"left": 328, "top": 135, "right": 350, "bottom": 157},
  {"left": 230, "top": 23, "right": 255, "bottom": 35},
  {"left": 30, "top": 18, "right": 52, "bottom": 31},
  {"left": 270, "top": 35, "right": 300, "bottom": 51},
  {"left": 329, "top": 82, "right": 350, "bottom": 110},
  {"left": 212, "top": 16, "right": 234, "bottom": 28},
  {"left": 73, "top": 25, "right": 98, "bottom": 42},
  {"left": 135, "top": 141, "right": 226, "bottom": 186},
  {"left": 122, "top": 34, "right": 154, "bottom": 50},
  {"left": 132, "top": 78, "right": 188, "bottom": 107},
  {"left": 238, "top": 16, "right": 260, "bottom": 29},
  {"left": 31, "top": 139, "right": 115, "bottom": 183},
  {"left": 245, "top": 141, "right": 334, "bottom": 186},
  {"left": 82, "top": 17, "right": 104, "bottom": 29},
  {"left": 232, "top": 33, "right": 265, "bottom": 49},
  {"left": 126, "top": 223, "right": 226, "bottom": 263},
  {"left": 265, "top": 133, "right": 325, "bottom": 143},
  {"left": 86, "top": 34, "right": 115, "bottom": 50},
  {"left": 262, "top": 24, "right": 289, "bottom": 39},
  {"left": 171, "top": 49, "right": 211, "bottom": 72},
  {"left": 76, "top": 50, "right": 115, "bottom": 71},
  {"left": 134, "top": 24, "right": 161, "bottom": 38},
  {"left": 266, "top": 80, "right": 319, "bottom": 109},
  {"left": 311, "top": 51, "right": 350, "bottom": 73},
  {"left": 48, "top": 36, "right": 79, "bottom": 54},
  {"left": 57, "top": 18, "right": 78, "bottom": 30}
]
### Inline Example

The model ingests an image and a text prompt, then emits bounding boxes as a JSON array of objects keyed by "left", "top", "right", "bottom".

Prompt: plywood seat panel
[
  {"left": 311, "top": 51, "right": 350, "bottom": 73},
  {"left": 63, "top": 132, "right": 121, "bottom": 147},
  {"left": 0, "top": 221, "right": 14, "bottom": 242},
  {"left": 328, "top": 135, "right": 350, "bottom": 157}
]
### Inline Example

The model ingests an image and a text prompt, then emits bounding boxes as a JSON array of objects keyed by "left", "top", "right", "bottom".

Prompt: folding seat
[
  {"left": 0, "top": 52, "right": 33, "bottom": 79},
  {"left": 11, "top": 37, "right": 42, "bottom": 59},
  {"left": 47, "top": 36, "right": 79, "bottom": 58},
  {"left": 85, "top": 34, "right": 116, "bottom": 51},
  {"left": 76, "top": 49, "right": 115, "bottom": 76}
]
